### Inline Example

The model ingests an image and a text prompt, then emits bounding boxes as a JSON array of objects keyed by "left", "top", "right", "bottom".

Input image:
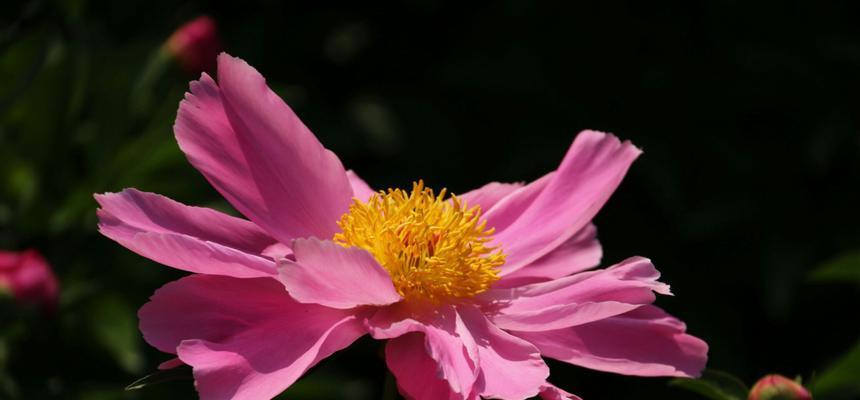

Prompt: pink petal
[
  {"left": 280, "top": 238, "right": 401, "bottom": 309},
  {"left": 496, "top": 223, "right": 602, "bottom": 288},
  {"left": 368, "top": 305, "right": 479, "bottom": 396},
  {"left": 458, "top": 306, "right": 549, "bottom": 399},
  {"left": 539, "top": 383, "right": 583, "bottom": 400},
  {"left": 346, "top": 170, "right": 376, "bottom": 202},
  {"left": 489, "top": 131, "right": 641, "bottom": 276},
  {"left": 139, "top": 275, "right": 365, "bottom": 399},
  {"left": 216, "top": 54, "right": 353, "bottom": 242},
  {"left": 481, "top": 172, "right": 554, "bottom": 234},
  {"left": 458, "top": 182, "right": 523, "bottom": 214},
  {"left": 514, "top": 305, "right": 708, "bottom": 378},
  {"left": 174, "top": 73, "right": 270, "bottom": 239},
  {"left": 386, "top": 333, "right": 470, "bottom": 400},
  {"left": 482, "top": 257, "right": 671, "bottom": 331},
  {"left": 96, "top": 189, "right": 277, "bottom": 278}
]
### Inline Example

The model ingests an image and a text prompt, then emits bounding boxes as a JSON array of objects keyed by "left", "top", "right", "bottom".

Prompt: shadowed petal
[
  {"left": 217, "top": 54, "right": 353, "bottom": 242},
  {"left": 280, "top": 238, "right": 401, "bottom": 309},
  {"left": 139, "top": 275, "right": 365, "bottom": 399},
  {"left": 515, "top": 305, "right": 708, "bottom": 378},
  {"left": 368, "top": 305, "right": 479, "bottom": 396},
  {"left": 459, "top": 306, "right": 549, "bottom": 399},
  {"left": 386, "top": 333, "right": 472, "bottom": 400},
  {"left": 483, "top": 257, "right": 670, "bottom": 331},
  {"left": 489, "top": 131, "right": 641, "bottom": 276},
  {"left": 96, "top": 189, "right": 277, "bottom": 278},
  {"left": 539, "top": 383, "right": 583, "bottom": 400}
]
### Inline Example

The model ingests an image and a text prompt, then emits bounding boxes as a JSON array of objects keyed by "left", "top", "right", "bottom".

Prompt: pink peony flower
[
  {"left": 749, "top": 374, "right": 812, "bottom": 400},
  {"left": 0, "top": 249, "right": 59, "bottom": 311},
  {"left": 96, "top": 53, "right": 707, "bottom": 400},
  {"left": 165, "top": 16, "right": 221, "bottom": 74}
]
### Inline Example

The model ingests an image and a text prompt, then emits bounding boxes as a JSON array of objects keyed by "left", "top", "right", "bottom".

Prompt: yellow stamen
[{"left": 334, "top": 180, "right": 505, "bottom": 303}]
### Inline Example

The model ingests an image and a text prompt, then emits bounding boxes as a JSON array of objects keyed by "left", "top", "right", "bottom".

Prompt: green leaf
[
  {"left": 88, "top": 296, "right": 143, "bottom": 374},
  {"left": 811, "top": 339, "right": 860, "bottom": 399},
  {"left": 809, "top": 251, "right": 860, "bottom": 285},
  {"left": 126, "top": 366, "right": 193, "bottom": 391},
  {"left": 669, "top": 368, "right": 749, "bottom": 400}
]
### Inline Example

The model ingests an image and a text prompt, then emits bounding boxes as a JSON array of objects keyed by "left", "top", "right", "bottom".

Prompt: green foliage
[
  {"left": 670, "top": 369, "right": 749, "bottom": 400},
  {"left": 811, "top": 339, "right": 860, "bottom": 399},
  {"left": 810, "top": 251, "right": 860, "bottom": 285}
]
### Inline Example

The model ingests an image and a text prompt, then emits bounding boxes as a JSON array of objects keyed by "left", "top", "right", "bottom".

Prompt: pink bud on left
[
  {"left": 165, "top": 15, "right": 222, "bottom": 74},
  {"left": 0, "top": 249, "right": 59, "bottom": 312},
  {"left": 749, "top": 374, "right": 812, "bottom": 400}
]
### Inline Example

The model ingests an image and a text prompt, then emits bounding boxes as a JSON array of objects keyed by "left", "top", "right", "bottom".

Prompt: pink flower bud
[
  {"left": 0, "top": 249, "right": 59, "bottom": 311},
  {"left": 165, "top": 15, "right": 221, "bottom": 74},
  {"left": 749, "top": 374, "right": 812, "bottom": 400}
]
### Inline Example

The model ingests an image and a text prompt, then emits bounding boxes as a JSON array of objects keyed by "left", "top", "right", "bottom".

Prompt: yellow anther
[{"left": 334, "top": 181, "right": 505, "bottom": 303}]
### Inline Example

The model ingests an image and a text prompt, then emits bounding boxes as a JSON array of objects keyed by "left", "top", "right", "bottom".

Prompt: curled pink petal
[
  {"left": 515, "top": 305, "right": 708, "bottom": 378},
  {"left": 280, "top": 238, "right": 401, "bottom": 309},
  {"left": 484, "top": 257, "right": 670, "bottom": 331},
  {"left": 490, "top": 131, "right": 641, "bottom": 275},
  {"left": 139, "top": 275, "right": 365, "bottom": 399}
]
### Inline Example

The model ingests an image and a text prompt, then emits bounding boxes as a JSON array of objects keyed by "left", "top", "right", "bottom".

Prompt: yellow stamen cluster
[{"left": 334, "top": 181, "right": 505, "bottom": 303}]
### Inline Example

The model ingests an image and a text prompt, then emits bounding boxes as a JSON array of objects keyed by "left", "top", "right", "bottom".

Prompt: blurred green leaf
[
  {"left": 811, "top": 339, "right": 860, "bottom": 399},
  {"left": 810, "top": 251, "right": 860, "bottom": 285},
  {"left": 125, "top": 366, "right": 192, "bottom": 391},
  {"left": 669, "top": 369, "right": 749, "bottom": 400},
  {"left": 88, "top": 296, "right": 143, "bottom": 374}
]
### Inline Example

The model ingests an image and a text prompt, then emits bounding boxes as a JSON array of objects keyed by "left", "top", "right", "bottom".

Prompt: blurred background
[{"left": 1, "top": 1, "right": 859, "bottom": 399}]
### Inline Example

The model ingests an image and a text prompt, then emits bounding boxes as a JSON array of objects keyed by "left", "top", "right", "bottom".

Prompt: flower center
[{"left": 334, "top": 181, "right": 505, "bottom": 303}]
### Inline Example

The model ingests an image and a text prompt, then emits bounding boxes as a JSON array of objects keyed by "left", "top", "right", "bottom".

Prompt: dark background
[{"left": 1, "top": 1, "right": 859, "bottom": 399}]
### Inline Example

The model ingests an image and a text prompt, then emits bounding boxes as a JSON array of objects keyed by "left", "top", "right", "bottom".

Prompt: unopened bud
[
  {"left": 749, "top": 374, "right": 812, "bottom": 400},
  {"left": 165, "top": 15, "right": 221, "bottom": 74}
]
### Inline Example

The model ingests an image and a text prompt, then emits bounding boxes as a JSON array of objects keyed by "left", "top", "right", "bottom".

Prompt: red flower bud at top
[
  {"left": 0, "top": 249, "right": 59, "bottom": 312},
  {"left": 165, "top": 15, "right": 221, "bottom": 74},
  {"left": 749, "top": 374, "right": 812, "bottom": 400}
]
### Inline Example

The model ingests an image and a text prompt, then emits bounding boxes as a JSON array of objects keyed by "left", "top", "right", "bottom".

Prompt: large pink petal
[
  {"left": 458, "top": 306, "right": 549, "bottom": 399},
  {"left": 368, "top": 305, "right": 479, "bottom": 396},
  {"left": 458, "top": 182, "right": 523, "bottom": 215},
  {"left": 482, "top": 257, "right": 671, "bottom": 331},
  {"left": 96, "top": 189, "right": 277, "bottom": 278},
  {"left": 174, "top": 73, "right": 269, "bottom": 238},
  {"left": 515, "top": 305, "right": 708, "bottom": 378},
  {"left": 489, "top": 131, "right": 641, "bottom": 275},
  {"left": 346, "top": 170, "right": 376, "bottom": 202},
  {"left": 496, "top": 223, "right": 602, "bottom": 288},
  {"left": 280, "top": 238, "right": 401, "bottom": 309},
  {"left": 386, "top": 333, "right": 470, "bottom": 400},
  {"left": 217, "top": 54, "right": 353, "bottom": 242},
  {"left": 139, "top": 275, "right": 365, "bottom": 399}
]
